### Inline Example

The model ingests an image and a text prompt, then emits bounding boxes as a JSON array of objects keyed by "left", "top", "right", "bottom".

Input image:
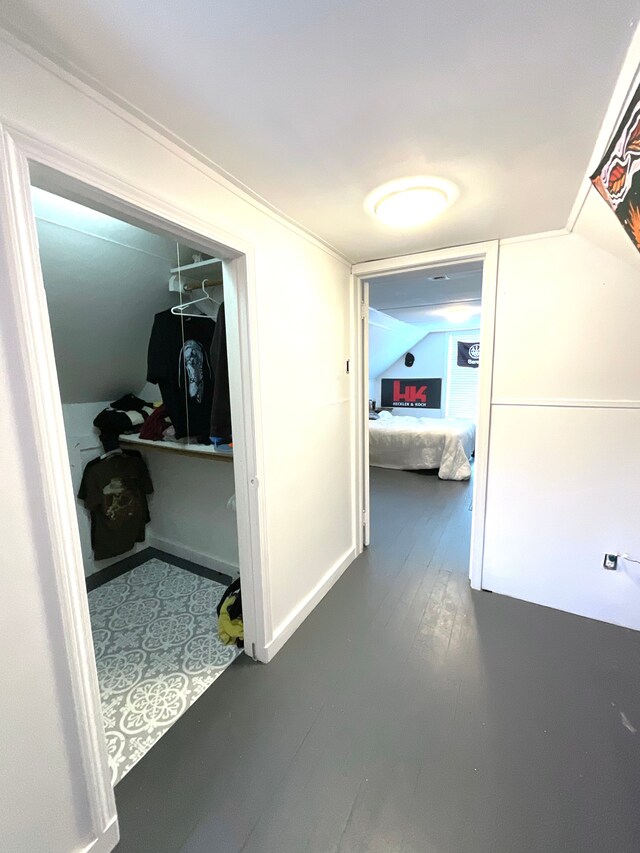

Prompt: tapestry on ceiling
[{"left": 590, "top": 82, "right": 640, "bottom": 252}]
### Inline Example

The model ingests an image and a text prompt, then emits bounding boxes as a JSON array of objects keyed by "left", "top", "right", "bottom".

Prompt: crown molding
[{"left": 0, "top": 21, "right": 350, "bottom": 265}]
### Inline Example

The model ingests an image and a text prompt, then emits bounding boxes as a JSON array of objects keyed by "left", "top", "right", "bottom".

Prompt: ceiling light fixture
[
  {"left": 432, "top": 304, "right": 480, "bottom": 323},
  {"left": 365, "top": 176, "right": 458, "bottom": 228}
]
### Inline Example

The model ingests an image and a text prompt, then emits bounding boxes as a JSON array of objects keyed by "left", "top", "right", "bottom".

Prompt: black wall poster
[
  {"left": 457, "top": 341, "right": 480, "bottom": 368},
  {"left": 381, "top": 378, "right": 442, "bottom": 409}
]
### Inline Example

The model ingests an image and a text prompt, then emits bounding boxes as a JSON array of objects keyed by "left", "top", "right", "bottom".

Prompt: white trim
[
  {"left": 147, "top": 537, "right": 240, "bottom": 578},
  {"left": 79, "top": 817, "right": 119, "bottom": 853},
  {"left": 0, "top": 125, "right": 117, "bottom": 849},
  {"left": 15, "top": 126, "right": 251, "bottom": 258},
  {"left": 264, "top": 547, "right": 357, "bottom": 662},
  {"left": 492, "top": 397, "right": 640, "bottom": 409},
  {"left": 352, "top": 239, "right": 499, "bottom": 592},
  {"left": 0, "top": 24, "right": 349, "bottom": 266},
  {"left": 360, "top": 280, "right": 370, "bottom": 547},
  {"left": 14, "top": 126, "right": 271, "bottom": 656},
  {"left": 352, "top": 241, "right": 496, "bottom": 278},
  {"left": 222, "top": 252, "right": 273, "bottom": 658},
  {"left": 499, "top": 227, "right": 569, "bottom": 246},
  {"left": 0, "top": 125, "right": 272, "bottom": 840},
  {"left": 352, "top": 274, "right": 369, "bottom": 552},
  {"left": 470, "top": 242, "right": 499, "bottom": 589},
  {"left": 566, "top": 20, "right": 640, "bottom": 232}
]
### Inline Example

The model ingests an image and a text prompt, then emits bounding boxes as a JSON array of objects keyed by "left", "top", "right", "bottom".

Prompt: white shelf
[
  {"left": 121, "top": 434, "right": 233, "bottom": 463},
  {"left": 170, "top": 257, "right": 223, "bottom": 285}
]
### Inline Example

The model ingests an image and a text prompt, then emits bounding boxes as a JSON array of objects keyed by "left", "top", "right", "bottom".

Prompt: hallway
[{"left": 116, "top": 468, "right": 640, "bottom": 853}]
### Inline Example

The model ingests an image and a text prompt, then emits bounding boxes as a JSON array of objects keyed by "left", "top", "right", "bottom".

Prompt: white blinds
[{"left": 445, "top": 331, "right": 481, "bottom": 419}]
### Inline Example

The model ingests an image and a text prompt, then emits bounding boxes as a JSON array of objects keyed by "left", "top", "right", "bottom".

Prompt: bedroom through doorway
[{"left": 355, "top": 244, "right": 497, "bottom": 590}]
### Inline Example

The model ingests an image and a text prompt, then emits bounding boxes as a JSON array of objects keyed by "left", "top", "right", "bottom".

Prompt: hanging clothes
[
  {"left": 209, "top": 302, "right": 232, "bottom": 443},
  {"left": 147, "top": 309, "right": 214, "bottom": 440},
  {"left": 78, "top": 450, "right": 153, "bottom": 560}
]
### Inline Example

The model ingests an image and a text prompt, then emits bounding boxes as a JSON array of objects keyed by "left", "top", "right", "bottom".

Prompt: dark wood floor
[{"left": 115, "top": 467, "right": 640, "bottom": 852}]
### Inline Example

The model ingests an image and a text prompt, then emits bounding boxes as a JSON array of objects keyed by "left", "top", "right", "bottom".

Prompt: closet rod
[{"left": 182, "top": 279, "right": 222, "bottom": 293}]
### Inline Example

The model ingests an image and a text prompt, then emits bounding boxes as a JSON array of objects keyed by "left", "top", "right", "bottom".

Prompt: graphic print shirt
[
  {"left": 78, "top": 450, "right": 153, "bottom": 560},
  {"left": 147, "top": 309, "right": 214, "bottom": 439}
]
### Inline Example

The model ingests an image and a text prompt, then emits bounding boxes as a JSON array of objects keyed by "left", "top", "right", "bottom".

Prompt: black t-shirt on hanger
[
  {"left": 78, "top": 450, "right": 153, "bottom": 560},
  {"left": 147, "top": 309, "right": 215, "bottom": 439}
]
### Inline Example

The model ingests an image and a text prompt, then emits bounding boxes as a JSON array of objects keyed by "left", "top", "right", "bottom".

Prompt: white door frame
[
  {"left": 0, "top": 123, "right": 270, "bottom": 851},
  {"left": 352, "top": 240, "right": 499, "bottom": 589}
]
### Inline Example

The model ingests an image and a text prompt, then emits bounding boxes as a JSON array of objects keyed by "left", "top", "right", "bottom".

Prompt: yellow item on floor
[{"left": 218, "top": 594, "right": 244, "bottom": 645}]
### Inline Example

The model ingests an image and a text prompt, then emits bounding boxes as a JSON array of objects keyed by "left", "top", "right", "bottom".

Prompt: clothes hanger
[
  {"left": 170, "top": 279, "right": 219, "bottom": 319},
  {"left": 100, "top": 448, "right": 124, "bottom": 460}
]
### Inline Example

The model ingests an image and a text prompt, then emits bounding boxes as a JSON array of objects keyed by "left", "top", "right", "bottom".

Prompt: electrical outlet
[{"left": 603, "top": 553, "right": 618, "bottom": 570}]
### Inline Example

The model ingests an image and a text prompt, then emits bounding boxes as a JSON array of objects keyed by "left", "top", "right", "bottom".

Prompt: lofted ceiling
[
  {"left": 2, "top": 1, "right": 638, "bottom": 261},
  {"left": 32, "top": 187, "right": 180, "bottom": 403}
]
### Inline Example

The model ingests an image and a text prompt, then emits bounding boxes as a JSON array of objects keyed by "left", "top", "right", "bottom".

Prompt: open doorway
[
  {"left": 353, "top": 243, "right": 498, "bottom": 587},
  {"left": 24, "top": 165, "right": 259, "bottom": 787}
]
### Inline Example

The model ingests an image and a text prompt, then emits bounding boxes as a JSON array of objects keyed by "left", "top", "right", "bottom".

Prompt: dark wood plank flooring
[{"left": 115, "top": 467, "right": 640, "bottom": 853}]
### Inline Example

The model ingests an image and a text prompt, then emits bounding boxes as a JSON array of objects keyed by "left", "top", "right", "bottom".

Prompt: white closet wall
[{"left": 146, "top": 453, "right": 239, "bottom": 577}]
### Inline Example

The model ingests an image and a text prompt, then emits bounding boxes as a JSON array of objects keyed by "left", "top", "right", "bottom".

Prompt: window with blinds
[{"left": 445, "top": 331, "right": 481, "bottom": 419}]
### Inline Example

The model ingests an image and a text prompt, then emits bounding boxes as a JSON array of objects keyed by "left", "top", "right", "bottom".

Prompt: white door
[{"left": 361, "top": 280, "right": 370, "bottom": 546}]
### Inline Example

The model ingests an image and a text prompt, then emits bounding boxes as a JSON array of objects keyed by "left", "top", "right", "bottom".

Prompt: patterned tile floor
[{"left": 88, "top": 558, "right": 240, "bottom": 785}]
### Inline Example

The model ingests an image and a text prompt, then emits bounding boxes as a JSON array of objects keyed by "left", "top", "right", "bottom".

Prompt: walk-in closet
[{"left": 31, "top": 179, "right": 246, "bottom": 784}]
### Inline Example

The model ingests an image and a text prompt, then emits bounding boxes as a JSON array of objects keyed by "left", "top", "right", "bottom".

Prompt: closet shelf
[
  {"left": 121, "top": 435, "right": 233, "bottom": 462},
  {"left": 170, "top": 257, "right": 223, "bottom": 285}
]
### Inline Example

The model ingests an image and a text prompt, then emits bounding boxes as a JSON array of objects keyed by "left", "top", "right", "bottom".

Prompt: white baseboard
[
  {"left": 264, "top": 546, "right": 357, "bottom": 662},
  {"left": 80, "top": 817, "right": 119, "bottom": 853},
  {"left": 147, "top": 536, "right": 239, "bottom": 579}
]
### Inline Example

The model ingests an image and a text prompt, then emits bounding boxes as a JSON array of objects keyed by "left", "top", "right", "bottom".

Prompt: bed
[{"left": 369, "top": 411, "right": 475, "bottom": 480}]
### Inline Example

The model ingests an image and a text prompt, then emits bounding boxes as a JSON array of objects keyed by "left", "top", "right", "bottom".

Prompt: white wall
[
  {"left": 0, "top": 36, "right": 355, "bottom": 635},
  {"left": 0, "top": 38, "right": 354, "bottom": 853},
  {"left": 33, "top": 188, "right": 178, "bottom": 403},
  {"left": 367, "top": 306, "right": 427, "bottom": 398},
  {"left": 482, "top": 188, "right": 640, "bottom": 630},
  {"left": 373, "top": 329, "right": 480, "bottom": 418},
  {"left": 145, "top": 452, "right": 239, "bottom": 577}
]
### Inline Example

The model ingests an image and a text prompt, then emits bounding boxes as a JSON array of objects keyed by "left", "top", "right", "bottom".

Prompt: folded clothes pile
[
  {"left": 93, "top": 393, "right": 154, "bottom": 451},
  {"left": 139, "top": 404, "right": 171, "bottom": 441}
]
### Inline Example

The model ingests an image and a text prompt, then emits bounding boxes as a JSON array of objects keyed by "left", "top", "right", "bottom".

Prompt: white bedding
[{"left": 369, "top": 412, "right": 476, "bottom": 480}]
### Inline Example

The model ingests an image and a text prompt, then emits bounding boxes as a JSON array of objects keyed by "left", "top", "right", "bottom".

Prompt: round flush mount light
[
  {"left": 433, "top": 304, "right": 481, "bottom": 323},
  {"left": 365, "top": 176, "right": 458, "bottom": 228}
]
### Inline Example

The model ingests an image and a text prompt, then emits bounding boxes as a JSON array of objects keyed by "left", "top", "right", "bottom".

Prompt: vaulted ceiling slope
[
  {"left": 32, "top": 188, "right": 177, "bottom": 403},
  {"left": 2, "top": 1, "right": 637, "bottom": 261}
]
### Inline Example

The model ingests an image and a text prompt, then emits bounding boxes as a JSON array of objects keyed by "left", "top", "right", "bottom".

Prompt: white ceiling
[
  {"left": 33, "top": 188, "right": 178, "bottom": 403},
  {"left": 369, "top": 262, "right": 482, "bottom": 328},
  {"left": 3, "top": 2, "right": 638, "bottom": 261}
]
